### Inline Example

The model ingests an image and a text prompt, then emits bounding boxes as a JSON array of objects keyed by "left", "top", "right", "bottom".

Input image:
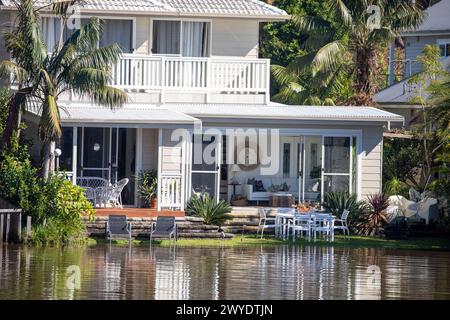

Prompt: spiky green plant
[
  {"left": 185, "top": 194, "right": 231, "bottom": 226},
  {"left": 322, "top": 191, "right": 366, "bottom": 219},
  {"left": 0, "top": 0, "right": 128, "bottom": 177}
]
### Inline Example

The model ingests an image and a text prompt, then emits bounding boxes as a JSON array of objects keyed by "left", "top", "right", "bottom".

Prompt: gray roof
[
  {"left": 27, "top": 103, "right": 199, "bottom": 127},
  {"left": 165, "top": 103, "right": 404, "bottom": 122},
  {"left": 26, "top": 102, "right": 403, "bottom": 125},
  {"left": 403, "top": 0, "right": 450, "bottom": 35},
  {"left": 0, "top": 0, "right": 288, "bottom": 19}
]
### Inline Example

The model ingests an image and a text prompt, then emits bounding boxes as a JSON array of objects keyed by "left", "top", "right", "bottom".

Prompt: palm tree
[
  {"left": 0, "top": 0, "right": 128, "bottom": 177},
  {"left": 272, "top": 0, "right": 425, "bottom": 106}
]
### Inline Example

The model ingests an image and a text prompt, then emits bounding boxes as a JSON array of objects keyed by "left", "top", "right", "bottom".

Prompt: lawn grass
[{"left": 87, "top": 235, "right": 450, "bottom": 251}]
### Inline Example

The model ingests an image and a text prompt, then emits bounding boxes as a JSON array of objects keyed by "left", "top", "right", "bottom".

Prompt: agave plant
[
  {"left": 355, "top": 193, "right": 390, "bottom": 236},
  {"left": 322, "top": 191, "right": 366, "bottom": 219},
  {"left": 185, "top": 193, "right": 231, "bottom": 226}
]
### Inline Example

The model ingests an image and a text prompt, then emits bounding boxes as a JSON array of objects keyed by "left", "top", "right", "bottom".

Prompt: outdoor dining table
[{"left": 274, "top": 210, "right": 336, "bottom": 241}]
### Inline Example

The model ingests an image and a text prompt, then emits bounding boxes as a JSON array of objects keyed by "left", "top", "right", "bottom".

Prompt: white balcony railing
[
  {"left": 159, "top": 174, "right": 183, "bottom": 210},
  {"left": 111, "top": 54, "right": 270, "bottom": 98}
]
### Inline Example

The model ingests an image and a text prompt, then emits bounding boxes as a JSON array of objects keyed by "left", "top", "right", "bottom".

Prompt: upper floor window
[
  {"left": 437, "top": 39, "right": 450, "bottom": 57},
  {"left": 152, "top": 20, "right": 210, "bottom": 57},
  {"left": 41, "top": 17, "right": 134, "bottom": 53}
]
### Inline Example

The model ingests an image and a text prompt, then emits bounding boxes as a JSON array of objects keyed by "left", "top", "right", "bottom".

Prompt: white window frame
[
  {"left": 40, "top": 14, "right": 137, "bottom": 53},
  {"left": 437, "top": 39, "right": 450, "bottom": 57},
  {"left": 149, "top": 17, "right": 212, "bottom": 57}
]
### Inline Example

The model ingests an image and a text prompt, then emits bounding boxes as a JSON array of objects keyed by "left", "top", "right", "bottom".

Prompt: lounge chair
[
  {"left": 150, "top": 216, "right": 177, "bottom": 243},
  {"left": 106, "top": 215, "right": 132, "bottom": 243}
]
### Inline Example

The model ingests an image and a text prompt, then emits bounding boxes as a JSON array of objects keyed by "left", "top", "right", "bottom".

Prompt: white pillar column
[
  {"left": 157, "top": 128, "right": 163, "bottom": 211},
  {"left": 72, "top": 127, "right": 77, "bottom": 185}
]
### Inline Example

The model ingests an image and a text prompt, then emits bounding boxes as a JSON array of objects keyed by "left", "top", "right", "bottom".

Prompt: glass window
[
  {"left": 323, "top": 175, "right": 350, "bottom": 194},
  {"left": 438, "top": 41, "right": 450, "bottom": 57},
  {"left": 152, "top": 20, "right": 210, "bottom": 57},
  {"left": 323, "top": 137, "right": 350, "bottom": 174},
  {"left": 282, "top": 143, "right": 291, "bottom": 178},
  {"left": 152, "top": 20, "right": 181, "bottom": 55},
  {"left": 57, "top": 127, "right": 73, "bottom": 172},
  {"left": 100, "top": 19, "right": 133, "bottom": 53},
  {"left": 41, "top": 17, "right": 133, "bottom": 53}
]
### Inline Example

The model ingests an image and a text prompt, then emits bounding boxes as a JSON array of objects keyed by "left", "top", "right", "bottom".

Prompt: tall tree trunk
[
  {"left": 40, "top": 137, "right": 53, "bottom": 180},
  {"left": 348, "top": 48, "right": 376, "bottom": 106},
  {"left": 0, "top": 95, "right": 22, "bottom": 151}
]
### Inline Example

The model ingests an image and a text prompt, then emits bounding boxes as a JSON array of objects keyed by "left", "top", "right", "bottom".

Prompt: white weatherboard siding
[
  {"left": 212, "top": 18, "right": 259, "bottom": 58},
  {"left": 361, "top": 126, "right": 383, "bottom": 196}
]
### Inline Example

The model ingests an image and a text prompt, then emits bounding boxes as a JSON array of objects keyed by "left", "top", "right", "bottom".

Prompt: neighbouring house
[
  {"left": 375, "top": 0, "right": 450, "bottom": 128},
  {"left": 0, "top": 0, "right": 403, "bottom": 211}
]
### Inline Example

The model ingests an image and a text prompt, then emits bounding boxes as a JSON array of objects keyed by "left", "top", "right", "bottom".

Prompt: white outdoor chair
[
  {"left": 333, "top": 209, "right": 350, "bottom": 238},
  {"left": 95, "top": 178, "right": 129, "bottom": 208},
  {"left": 76, "top": 177, "right": 109, "bottom": 205},
  {"left": 311, "top": 214, "right": 333, "bottom": 242},
  {"left": 257, "top": 208, "right": 281, "bottom": 239},
  {"left": 288, "top": 213, "right": 312, "bottom": 242},
  {"left": 76, "top": 177, "right": 109, "bottom": 189},
  {"left": 110, "top": 178, "right": 130, "bottom": 208}
]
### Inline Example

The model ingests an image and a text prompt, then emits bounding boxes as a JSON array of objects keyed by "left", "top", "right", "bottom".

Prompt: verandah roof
[{"left": 25, "top": 102, "right": 404, "bottom": 127}]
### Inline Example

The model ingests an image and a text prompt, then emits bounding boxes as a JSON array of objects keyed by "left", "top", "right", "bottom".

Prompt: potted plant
[{"left": 137, "top": 170, "right": 158, "bottom": 208}]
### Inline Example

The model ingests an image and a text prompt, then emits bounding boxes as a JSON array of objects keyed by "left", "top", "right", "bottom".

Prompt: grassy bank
[{"left": 87, "top": 235, "right": 450, "bottom": 251}]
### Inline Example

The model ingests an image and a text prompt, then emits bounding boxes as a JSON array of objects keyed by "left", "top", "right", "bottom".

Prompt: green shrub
[
  {"left": 322, "top": 191, "right": 366, "bottom": 221},
  {"left": 186, "top": 194, "right": 231, "bottom": 226},
  {"left": 384, "top": 177, "right": 409, "bottom": 197},
  {"left": 136, "top": 170, "right": 158, "bottom": 207},
  {"left": 0, "top": 154, "right": 94, "bottom": 244},
  {"left": 0, "top": 153, "right": 47, "bottom": 223}
]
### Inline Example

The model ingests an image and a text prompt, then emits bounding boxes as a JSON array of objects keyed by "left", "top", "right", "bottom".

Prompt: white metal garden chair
[
  {"left": 95, "top": 178, "right": 129, "bottom": 208},
  {"left": 333, "top": 209, "right": 350, "bottom": 238},
  {"left": 256, "top": 208, "right": 282, "bottom": 239},
  {"left": 288, "top": 212, "right": 312, "bottom": 242}
]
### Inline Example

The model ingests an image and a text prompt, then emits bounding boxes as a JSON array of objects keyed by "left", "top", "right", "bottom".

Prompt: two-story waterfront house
[
  {"left": 375, "top": 0, "right": 450, "bottom": 128},
  {"left": 0, "top": 0, "right": 403, "bottom": 211}
]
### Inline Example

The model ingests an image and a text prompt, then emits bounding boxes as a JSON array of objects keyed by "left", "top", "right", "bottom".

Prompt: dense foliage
[
  {"left": 262, "top": 0, "right": 424, "bottom": 105},
  {"left": 0, "top": 0, "right": 127, "bottom": 178},
  {"left": 137, "top": 170, "right": 158, "bottom": 207},
  {"left": 383, "top": 45, "right": 449, "bottom": 218},
  {"left": 186, "top": 194, "right": 232, "bottom": 226},
  {"left": 0, "top": 153, "right": 94, "bottom": 244}
]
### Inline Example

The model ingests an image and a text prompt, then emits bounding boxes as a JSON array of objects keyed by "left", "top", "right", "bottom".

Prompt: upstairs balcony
[{"left": 109, "top": 54, "right": 271, "bottom": 104}]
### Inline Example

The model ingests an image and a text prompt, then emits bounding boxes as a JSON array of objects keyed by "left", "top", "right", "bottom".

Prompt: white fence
[
  {"left": 111, "top": 54, "right": 270, "bottom": 94},
  {"left": 159, "top": 175, "right": 183, "bottom": 210}
]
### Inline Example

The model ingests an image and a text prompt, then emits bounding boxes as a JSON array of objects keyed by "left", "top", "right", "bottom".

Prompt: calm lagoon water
[{"left": 1, "top": 244, "right": 450, "bottom": 300}]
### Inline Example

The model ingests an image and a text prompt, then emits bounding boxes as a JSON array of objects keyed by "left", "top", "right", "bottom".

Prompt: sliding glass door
[
  {"left": 77, "top": 127, "right": 136, "bottom": 205},
  {"left": 321, "top": 136, "right": 352, "bottom": 202},
  {"left": 191, "top": 134, "right": 221, "bottom": 200},
  {"left": 295, "top": 135, "right": 356, "bottom": 203}
]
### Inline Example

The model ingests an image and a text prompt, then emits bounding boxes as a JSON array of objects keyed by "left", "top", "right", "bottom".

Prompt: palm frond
[
  {"left": 39, "top": 94, "right": 61, "bottom": 138},
  {"left": 312, "top": 40, "right": 344, "bottom": 75},
  {"left": 79, "top": 86, "right": 128, "bottom": 109},
  {"left": 0, "top": 60, "right": 29, "bottom": 83}
]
